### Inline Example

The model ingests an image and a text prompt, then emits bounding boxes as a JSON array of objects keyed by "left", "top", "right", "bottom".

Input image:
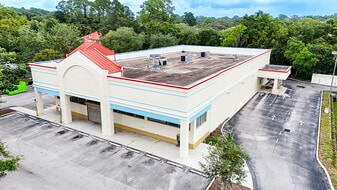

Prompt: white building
[{"left": 29, "top": 41, "right": 291, "bottom": 157}]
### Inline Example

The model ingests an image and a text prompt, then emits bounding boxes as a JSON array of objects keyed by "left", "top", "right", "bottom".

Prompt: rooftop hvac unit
[
  {"left": 181, "top": 55, "right": 192, "bottom": 63},
  {"left": 149, "top": 54, "right": 161, "bottom": 59},
  {"left": 159, "top": 59, "right": 167, "bottom": 66},
  {"left": 153, "top": 58, "right": 167, "bottom": 66},
  {"left": 200, "top": 51, "right": 210, "bottom": 58},
  {"left": 153, "top": 59, "right": 160, "bottom": 66}
]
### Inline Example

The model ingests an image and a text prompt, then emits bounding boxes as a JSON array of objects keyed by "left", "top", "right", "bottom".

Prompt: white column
[
  {"left": 277, "top": 80, "right": 282, "bottom": 89},
  {"left": 100, "top": 75, "right": 114, "bottom": 136},
  {"left": 34, "top": 88, "right": 44, "bottom": 115},
  {"left": 189, "top": 120, "right": 196, "bottom": 144},
  {"left": 180, "top": 119, "right": 189, "bottom": 158},
  {"left": 60, "top": 93, "right": 72, "bottom": 123},
  {"left": 101, "top": 103, "right": 114, "bottom": 136},
  {"left": 272, "top": 79, "right": 279, "bottom": 94}
]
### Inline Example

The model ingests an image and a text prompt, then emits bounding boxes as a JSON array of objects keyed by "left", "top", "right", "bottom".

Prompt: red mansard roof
[
  {"left": 66, "top": 41, "right": 115, "bottom": 57},
  {"left": 79, "top": 49, "right": 122, "bottom": 74}
]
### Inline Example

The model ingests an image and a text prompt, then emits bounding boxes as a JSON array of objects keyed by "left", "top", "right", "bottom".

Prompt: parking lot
[
  {"left": 0, "top": 112, "right": 212, "bottom": 190},
  {"left": 1, "top": 80, "right": 332, "bottom": 189},
  {"left": 225, "top": 80, "right": 331, "bottom": 189}
]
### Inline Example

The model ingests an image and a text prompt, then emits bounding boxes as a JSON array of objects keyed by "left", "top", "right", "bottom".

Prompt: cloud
[
  {"left": 173, "top": 0, "right": 337, "bottom": 17},
  {"left": 1, "top": 0, "right": 336, "bottom": 17}
]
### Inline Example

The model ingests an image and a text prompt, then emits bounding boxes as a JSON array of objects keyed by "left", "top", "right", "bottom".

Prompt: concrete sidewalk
[{"left": 11, "top": 106, "right": 253, "bottom": 189}]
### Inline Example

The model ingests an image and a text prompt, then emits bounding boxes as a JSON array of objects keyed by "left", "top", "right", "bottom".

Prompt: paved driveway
[
  {"left": 0, "top": 112, "right": 212, "bottom": 190},
  {"left": 226, "top": 80, "right": 331, "bottom": 190},
  {"left": 0, "top": 85, "right": 55, "bottom": 110}
]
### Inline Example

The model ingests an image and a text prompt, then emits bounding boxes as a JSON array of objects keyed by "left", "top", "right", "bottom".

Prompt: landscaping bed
[{"left": 319, "top": 91, "right": 337, "bottom": 189}]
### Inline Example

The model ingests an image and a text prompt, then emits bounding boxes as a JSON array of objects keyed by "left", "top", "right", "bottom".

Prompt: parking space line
[
  {"left": 126, "top": 147, "right": 141, "bottom": 154},
  {"left": 109, "top": 141, "right": 122, "bottom": 147},
  {"left": 145, "top": 153, "right": 161, "bottom": 161}
]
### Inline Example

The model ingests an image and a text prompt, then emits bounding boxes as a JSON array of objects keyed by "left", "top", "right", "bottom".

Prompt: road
[{"left": 225, "top": 80, "right": 331, "bottom": 189}]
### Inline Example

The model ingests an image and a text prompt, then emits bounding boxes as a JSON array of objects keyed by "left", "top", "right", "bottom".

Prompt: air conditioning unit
[
  {"left": 153, "top": 59, "right": 160, "bottom": 66},
  {"left": 181, "top": 55, "right": 192, "bottom": 63},
  {"left": 149, "top": 54, "right": 161, "bottom": 59},
  {"left": 159, "top": 59, "right": 167, "bottom": 66},
  {"left": 200, "top": 51, "right": 210, "bottom": 58}
]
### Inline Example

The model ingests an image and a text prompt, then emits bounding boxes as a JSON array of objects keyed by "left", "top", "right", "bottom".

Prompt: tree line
[{"left": 0, "top": 0, "right": 337, "bottom": 80}]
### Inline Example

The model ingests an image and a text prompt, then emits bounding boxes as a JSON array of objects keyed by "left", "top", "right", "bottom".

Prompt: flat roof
[
  {"left": 29, "top": 45, "right": 270, "bottom": 87},
  {"left": 118, "top": 52, "right": 252, "bottom": 86}
]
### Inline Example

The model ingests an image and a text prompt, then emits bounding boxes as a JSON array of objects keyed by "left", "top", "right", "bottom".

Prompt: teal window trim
[
  {"left": 37, "top": 88, "right": 59, "bottom": 96},
  {"left": 189, "top": 105, "right": 211, "bottom": 123},
  {"left": 110, "top": 104, "right": 180, "bottom": 125}
]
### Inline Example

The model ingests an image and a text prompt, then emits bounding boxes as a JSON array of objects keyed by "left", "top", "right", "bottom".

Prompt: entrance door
[{"left": 86, "top": 101, "right": 101, "bottom": 123}]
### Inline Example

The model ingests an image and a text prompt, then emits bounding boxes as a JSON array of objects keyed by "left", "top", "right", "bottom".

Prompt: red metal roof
[
  {"left": 66, "top": 41, "right": 115, "bottom": 57},
  {"left": 79, "top": 49, "right": 122, "bottom": 74},
  {"left": 82, "top": 32, "right": 101, "bottom": 42}
]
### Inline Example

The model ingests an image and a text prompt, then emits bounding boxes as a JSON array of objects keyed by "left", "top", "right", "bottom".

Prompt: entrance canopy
[
  {"left": 258, "top": 65, "right": 291, "bottom": 80},
  {"left": 258, "top": 65, "right": 291, "bottom": 95}
]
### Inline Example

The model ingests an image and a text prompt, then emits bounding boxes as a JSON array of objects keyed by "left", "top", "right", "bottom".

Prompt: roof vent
[
  {"left": 233, "top": 54, "right": 238, "bottom": 61},
  {"left": 181, "top": 55, "right": 192, "bottom": 63},
  {"left": 200, "top": 51, "right": 210, "bottom": 58}
]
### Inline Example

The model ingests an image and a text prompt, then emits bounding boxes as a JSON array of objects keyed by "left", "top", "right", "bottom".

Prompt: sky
[{"left": 1, "top": 0, "right": 337, "bottom": 18}]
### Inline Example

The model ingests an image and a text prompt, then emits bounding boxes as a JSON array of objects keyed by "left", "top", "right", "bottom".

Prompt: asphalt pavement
[
  {"left": 0, "top": 85, "right": 55, "bottom": 110},
  {"left": 225, "top": 80, "right": 331, "bottom": 190},
  {"left": 0, "top": 112, "right": 212, "bottom": 190}
]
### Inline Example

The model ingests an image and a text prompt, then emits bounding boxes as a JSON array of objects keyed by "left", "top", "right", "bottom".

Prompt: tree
[
  {"left": 290, "top": 18, "right": 331, "bottom": 45},
  {"left": 138, "top": 0, "right": 176, "bottom": 34},
  {"left": 0, "top": 47, "right": 16, "bottom": 63},
  {"left": 148, "top": 33, "right": 177, "bottom": 49},
  {"left": 182, "top": 12, "right": 196, "bottom": 26},
  {"left": 220, "top": 24, "right": 247, "bottom": 47},
  {"left": 200, "top": 132, "right": 248, "bottom": 189},
  {"left": 196, "top": 27, "right": 222, "bottom": 46},
  {"left": 44, "top": 23, "right": 82, "bottom": 55},
  {"left": 0, "top": 66, "right": 17, "bottom": 94},
  {"left": 0, "top": 6, "right": 28, "bottom": 53},
  {"left": 175, "top": 23, "right": 198, "bottom": 45},
  {"left": 100, "top": 27, "right": 144, "bottom": 53},
  {"left": 284, "top": 37, "right": 318, "bottom": 79},
  {"left": 16, "top": 24, "right": 47, "bottom": 63},
  {"left": 309, "top": 40, "right": 335, "bottom": 74},
  {"left": 90, "top": 0, "right": 138, "bottom": 34},
  {"left": 0, "top": 47, "right": 26, "bottom": 94},
  {"left": 31, "top": 49, "right": 64, "bottom": 62},
  {"left": 0, "top": 140, "right": 20, "bottom": 178}
]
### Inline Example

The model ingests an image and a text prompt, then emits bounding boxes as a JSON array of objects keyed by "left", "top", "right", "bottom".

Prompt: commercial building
[{"left": 29, "top": 40, "right": 291, "bottom": 157}]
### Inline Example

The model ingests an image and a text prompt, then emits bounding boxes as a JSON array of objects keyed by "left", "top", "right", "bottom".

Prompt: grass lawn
[{"left": 319, "top": 91, "right": 337, "bottom": 189}]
